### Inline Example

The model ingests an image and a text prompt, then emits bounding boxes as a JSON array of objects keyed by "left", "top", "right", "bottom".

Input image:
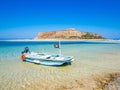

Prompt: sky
[{"left": 0, "top": 0, "right": 120, "bottom": 39}]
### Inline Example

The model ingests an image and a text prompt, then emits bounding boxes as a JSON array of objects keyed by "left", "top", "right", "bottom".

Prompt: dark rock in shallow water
[{"left": 104, "top": 76, "right": 120, "bottom": 90}]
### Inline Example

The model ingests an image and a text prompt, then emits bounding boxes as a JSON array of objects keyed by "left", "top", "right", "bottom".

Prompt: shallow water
[{"left": 0, "top": 41, "right": 120, "bottom": 90}]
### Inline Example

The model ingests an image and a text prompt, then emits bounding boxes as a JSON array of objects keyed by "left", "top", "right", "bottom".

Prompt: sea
[{"left": 0, "top": 40, "right": 120, "bottom": 90}]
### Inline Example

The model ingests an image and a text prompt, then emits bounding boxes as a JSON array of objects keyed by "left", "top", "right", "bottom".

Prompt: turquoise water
[{"left": 0, "top": 41, "right": 120, "bottom": 90}]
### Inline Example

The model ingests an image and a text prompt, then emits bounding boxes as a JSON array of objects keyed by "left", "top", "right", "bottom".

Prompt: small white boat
[
  {"left": 22, "top": 52, "right": 74, "bottom": 66},
  {"left": 20, "top": 41, "right": 74, "bottom": 66}
]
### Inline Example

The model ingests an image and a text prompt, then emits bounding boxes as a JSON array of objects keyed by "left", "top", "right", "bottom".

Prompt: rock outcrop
[{"left": 34, "top": 28, "right": 104, "bottom": 40}]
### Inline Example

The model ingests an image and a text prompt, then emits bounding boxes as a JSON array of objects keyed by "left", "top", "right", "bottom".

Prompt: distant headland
[{"left": 34, "top": 28, "right": 105, "bottom": 40}]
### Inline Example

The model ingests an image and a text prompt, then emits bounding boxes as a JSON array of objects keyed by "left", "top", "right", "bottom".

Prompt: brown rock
[{"left": 34, "top": 28, "right": 104, "bottom": 40}]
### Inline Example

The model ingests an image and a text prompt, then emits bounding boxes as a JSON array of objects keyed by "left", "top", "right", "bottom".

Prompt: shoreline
[
  {"left": 1, "top": 39, "right": 120, "bottom": 43},
  {"left": 0, "top": 38, "right": 119, "bottom": 41}
]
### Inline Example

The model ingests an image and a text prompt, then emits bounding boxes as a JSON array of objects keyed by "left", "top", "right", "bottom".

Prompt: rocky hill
[{"left": 34, "top": 28, "right": 104, "bottom": 40}]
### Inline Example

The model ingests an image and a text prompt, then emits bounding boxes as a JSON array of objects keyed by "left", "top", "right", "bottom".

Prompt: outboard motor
[
  {"left": 23, "top": 47, "right": 31, "bottom": 54},
  {"left": 20, "top": 47, "right": 30, "bottom": 61}
]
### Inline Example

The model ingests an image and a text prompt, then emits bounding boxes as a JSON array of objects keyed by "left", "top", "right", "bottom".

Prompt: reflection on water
[{"left": 0, "top": 41, "right": 120, "bottom": 90}]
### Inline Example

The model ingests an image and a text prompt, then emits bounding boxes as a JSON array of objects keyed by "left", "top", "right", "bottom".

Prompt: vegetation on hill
[
  {"left": 69, "top": 32, "right": 104, "bottom": 39},
  {"left": 80, "top": 32, "right": 104, "bottom": 39}
]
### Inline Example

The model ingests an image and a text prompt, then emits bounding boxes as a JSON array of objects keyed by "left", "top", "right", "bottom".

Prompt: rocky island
[{"left": 34, "top": 28, "right": 104, "bottom": 40}]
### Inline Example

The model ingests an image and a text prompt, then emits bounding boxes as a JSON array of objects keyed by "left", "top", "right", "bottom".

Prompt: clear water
[{"left": 0, "top": 41, "right": 120, "bottom": 90}]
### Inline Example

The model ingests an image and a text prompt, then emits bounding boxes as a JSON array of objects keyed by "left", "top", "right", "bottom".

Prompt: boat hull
[
  {"left": 22, "top": 54, "right": 73, "bottom": 66},
  {"left": 24, "top": 58, "right": 72, "bottom": 66}
]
